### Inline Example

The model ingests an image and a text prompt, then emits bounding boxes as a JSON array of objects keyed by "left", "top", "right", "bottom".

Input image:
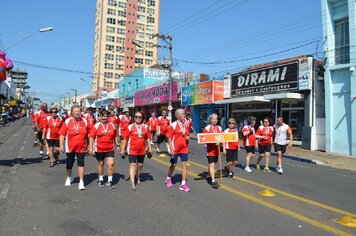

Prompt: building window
[
  {"left": 334, "top": 17, "right": 350, "bottom": 64},
  {"left": 147, "top": 16, "right": 155, "bottom": 23},
  {"left": 145, "top": 59, "right": 153, "bottom": 65},
  {"left": 137, "top": 23, "right": 145, "bottom": 30},
  {"left": 116, "top": 46, "right": 124, "bottom": 52},
  {"left": 137, "top": 32, "right": 145, "bottom": 38},
  {"left": 106, "top": 26, "right": 115, "bottom": 33},
  {"left": 138, "top": 6, "right": 145, "bottom": 13},
  {"left": 135, "top": 58, "right": 144, "bottom": 64},
  {"left": 137, "top": 14, "right": 145, "bottom": 22},
  {"left": 136, "top": 49, "right": 144, "bottom": 56},
  {"left": 107, "top": 17, "right": 116, "bottom": 25},
  {"left": 148, "top": 0, "right": 155, "bottom": 7},
  {"left": 106, "top": 35, "right": 115, "bottom": 42},
  {"left": 104, "top": 72, "right": 113, "bottom": 79},
  {"left": 118, "top": 1, "right": 127, "bottom": 8},
  {"left": 147, "top": 8, "right": 155, "bottom": 15},
  {"left": 105, "top": 63, "right": 114, "bottom": 69},
  {"left": 135, "top": 79, "right": 139, "bottom": 89},
  {"left": 146, "top": 25, "right": 154, "bottom": 32},
  {"left": 117, "top": 28, "right": 126, "bottom": 35},
  {"left": 145, "top": 42, "right": 154, "bottom": 48},
  {"left": 108, "top": 0, "right": 117, "bottom": 6},
  {"left": 116, "top": 37, "right": 125, "bottom": 44},
  {"left": 118, "top": 10, "right": 126, "bottom": 17},
  {"left": 116, "top": 55, "right": 125, "bottom": 62},
  {"left": 145, "top": 51, "right": 153, "bottom": 57},
  {"left": 105, "top": 53, "right": 114, "bottom": 61},
  {"left": 115, "top": 64, "right": 124, "bottom": 70},
  {"left": 105, "top": 44, "right": 115, "bottom": 51},
  {"left": 118, "top": 20, "right": 126, "bottom": 26},
  {"left": 107, "top": 8, "right": 116, "bottom": 15}
]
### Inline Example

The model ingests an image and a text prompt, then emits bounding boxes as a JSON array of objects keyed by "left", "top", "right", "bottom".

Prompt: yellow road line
[
  {"left": 152, "top": 157, "right": 353, "bottom": 236},
  {"left": 185, "top": 159, "right": 356, "bottom": 218}
]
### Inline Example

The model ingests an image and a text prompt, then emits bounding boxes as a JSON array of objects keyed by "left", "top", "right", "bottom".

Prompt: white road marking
[
  {"left": 24, "top": 140, "right": 27, "bottom": 144},
  {"left": 21, "top": 146, "right": 25, "bottom": 151},
  {"left": 0, "top": 183, "right": 11, "bottom": 199},
  {"left": 284, "top": 162, "right": 310, "bottom": 168},
  {"left": 335, "top": 173, "right": 356, "bottom": 180}
]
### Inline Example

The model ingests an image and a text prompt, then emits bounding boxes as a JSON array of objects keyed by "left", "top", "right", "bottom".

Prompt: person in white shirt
[{"left": 273, "top": 117, "right": 293, "bottom": 174}]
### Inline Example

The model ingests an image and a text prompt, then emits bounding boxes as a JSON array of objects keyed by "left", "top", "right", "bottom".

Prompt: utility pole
[
  {"left": 153, "top": 34, "right": 173, "bottom": 120},
  {"left": 71, "top": 88, "right": 77, "bottom": 104}
]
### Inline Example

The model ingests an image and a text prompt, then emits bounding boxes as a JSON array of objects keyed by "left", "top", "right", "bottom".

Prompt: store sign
[
  {"left": 143, "top": 68, "right": 168, "bottom": 80},
  {"left": 181, "top": 80, "right": 224, "bottom": 106},
  {"left": 298, "top": 57, "right": 313, "bottom": 90},
  {"left": 134, "top": 82, "right": 178, "bottom": 106},
  {"left": 230, "top": 62, "right": 298, "bottom": 96},
  {"left": 122, "top": 96, "right": 134, "bottom": 108}
]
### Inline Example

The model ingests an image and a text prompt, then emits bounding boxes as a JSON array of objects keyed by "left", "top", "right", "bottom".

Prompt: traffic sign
[
  {"left": 197, "top": 132, "right": 239, "bottom": 144},
  {"left": 168, "top": 105, "right": 173, "bottom": 111}
]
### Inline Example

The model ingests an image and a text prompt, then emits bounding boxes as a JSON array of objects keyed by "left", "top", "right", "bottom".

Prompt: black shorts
[
  {"left": 95, "top": 151, "right": 115, "bottom": 160},
  {"left": 66, "top": 153, "right": 85, "bottom": 169},
  {"left": 258, "top": 144, "right": 271, "bottom": 154},
  {"left": 245, "top": 146, "right": 255, "bottom": 154},
  {"left": 128, "top": 155, "right": 145, "bottom": 163},
  {"left": 150, "top": 130, "right": 156, "bottom": 136},
  {"left": 157, "top": 134, "right": 168, "bottom": 144},
  {"left": 46, "top": 139, "right": 59, "bottom": 148},
  {"left": 274, "top": 144, "right": 287, "bottom": 154},
  {"left": 37, "top": 132, "right": 44, "bottom": 143},
  {"left": 207, "top": 156, "right": 218, "bottom": 164},
  {"left": 226, "top": 149, "right": 238, "bottom": 162}
]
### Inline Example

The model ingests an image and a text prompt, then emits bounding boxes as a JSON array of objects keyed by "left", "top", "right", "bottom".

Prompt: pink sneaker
[
  {"left": 165, "top": 179, "right": 173, "bottom": 188},
  {"left": 179, "top": 184, "right": 190, "bottom": 192}
]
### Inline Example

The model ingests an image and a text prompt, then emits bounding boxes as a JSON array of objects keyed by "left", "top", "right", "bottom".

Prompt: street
[{"left": 0, "top": 118, "right": 355, "bottom": 236}]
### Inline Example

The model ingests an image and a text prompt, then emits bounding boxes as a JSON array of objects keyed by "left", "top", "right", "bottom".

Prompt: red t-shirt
[
  {"left": 184, "top": 118, "right": 193, "bottom": 130},
  {"left": 118, "top": 114, "right": 131, "bottom": 136},
  {"left": 147, "top": 117, "right": 158, "bottom": 131},
  {"left": 89, "top": 122, "right": 117, "bottom": 152},
  {"left": 224, "top": 128, "right": 239, "bottom": 150},
  {"left": 108, "top": 116, "right": 119, "bottom": 126},
  {"left": 242, "top": 125, "right": 256, "bottom": 146},
  {"left": 34, "top": 110, "right": 50, "bottom": 130},
  {"left": 203, "top": 125, "right": 223, "bottom": 156},
  {"left": 65, "top": 112, "right": 72, "bottom": 120},
  {"left": 45, "top": 116, "right": 64, "bottom": 140},
  {"left": 256, "top": 126, "right": 274, "bottom": 145},
  {"left": 158, "top": 116, "right": 170, "bottom": 134},
  {"left": 122, "top": 123, "right": 151, "bottom": 155},
  {"left": 59, "top": 117, "right": 91, "bottom": 153},
  {"left": 166, "top": 120, "right": 190, "bottom": 154}
]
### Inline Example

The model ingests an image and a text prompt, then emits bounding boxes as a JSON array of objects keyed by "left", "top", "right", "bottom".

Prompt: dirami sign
[
  {"left": 181, "top": 80, "right": 224, "bottom": 106},
  {"left": 134, "top": 82, "right": 178, "bottom": 106}
]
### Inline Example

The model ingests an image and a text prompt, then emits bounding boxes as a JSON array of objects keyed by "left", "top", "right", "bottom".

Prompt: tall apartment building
[{"left": 92, "top": 0, "right": 160, "bottom": 97}]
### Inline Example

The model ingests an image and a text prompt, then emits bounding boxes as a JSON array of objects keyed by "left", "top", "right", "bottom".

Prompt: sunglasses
[
  {"left": 134, "top": 116, "right": 143, "bottom": 119},
  {"left": 228, "top": 122, "right": 235, "bottom": 124},
  {"left": 51, "top": 111, "right": 57, "bottom": 113},
  {"left": 263, "top": 121, "right": 269, "bottom": 123}
]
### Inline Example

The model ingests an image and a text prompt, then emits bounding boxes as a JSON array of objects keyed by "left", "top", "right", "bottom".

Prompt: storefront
[
  {"left": 181, "top": 80, "right": 225, "bottom": 132},
  {"left": 221, "top": 56, "right": 325, "bottom": 150},
  {"left": 133, "top": 82, "right": 179, "bottom": 120}
]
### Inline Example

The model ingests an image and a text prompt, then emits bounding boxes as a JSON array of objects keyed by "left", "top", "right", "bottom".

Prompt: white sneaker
[
  {"left": 150, "top": 141, "right": 154, "bottom": 145},
  {"left": 78, "top": 182, "right": 85, "bottom": 190},
  {"left": 276, "top": 166, "right": 283, "bottom": 174},
  {"left": 64, "top": 178, "right": 72, "bottom": 186},
  {"left": 244, "top": 166, "right": 252, "bottom": 173}
]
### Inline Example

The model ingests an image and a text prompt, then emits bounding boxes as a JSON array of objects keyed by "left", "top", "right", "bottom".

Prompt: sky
[{"left": 0, "top": 0, "right": 323, "bottom": 104}]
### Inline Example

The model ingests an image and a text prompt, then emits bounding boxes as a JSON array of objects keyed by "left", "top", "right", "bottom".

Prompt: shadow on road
[{"left": 0, "top": 156, "right": 42, "bottom": 166}]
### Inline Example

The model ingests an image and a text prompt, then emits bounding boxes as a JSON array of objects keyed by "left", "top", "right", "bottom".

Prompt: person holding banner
[
  {"left": 165, "top": 109, "right": 191, "bottom": 192},
  {"left": 223, "top": 118, "right": 240, "bottom": 178},
  {"left": 242, "top": 116, "right": 257, "bottom": 173},
  {"left": 203, "top": 113, "right": 223, "bottom": 188}
]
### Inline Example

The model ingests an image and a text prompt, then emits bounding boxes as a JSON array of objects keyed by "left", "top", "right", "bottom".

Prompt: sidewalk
[{"left": 191, "top": 134, "right": 356, "bottom": 172}]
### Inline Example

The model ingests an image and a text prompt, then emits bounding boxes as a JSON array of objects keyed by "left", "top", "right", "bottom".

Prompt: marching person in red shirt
[
  {"left": 120, "top": 111, "right": 152, "bottom": 191},
  {"left": 184, "top": 112, "right": 196, "bottom": 135},
  {"left": 118, "top": 107, "right": 131, "bottom": 139},
  {"left": 31, "top": 106, "right": 40, "bottom": 147},
  {"left": 89, "top": 110, "right": 119, "bottom": 189},
  {"left": 84, "top": 108, "right": 96, "bottom": 128},
  {"left": 108, "top": 110, "right": 119, "bottom": 128},
  {"left": 203, "top": 113, "right": 223, "bottom": 189},
  {"left": 242, "top": 116, "right": 257, "bottom": 173},
  {"left": 147, "top": 112, "right": 158, "bottom": 145},
  {"left": 34, "top": 103, "right": 50, "bottom": 159},
  {"left": 223, "top": 118, "right": 240, "bottom": 178},
  {"left": 156, "top": 110, "right": 170, "bottom": 153},
  {"left": 255, "top": 117, "right": 275, "bottom": 173},
  {"left": 59, "top": 105, "right": 91, "bottom": 191},
  {"left": 165, "top": 109, "right": 191, "bottom": 192},
  {"left": 42, "top": 107, "right": 64, "bottom": 167}
]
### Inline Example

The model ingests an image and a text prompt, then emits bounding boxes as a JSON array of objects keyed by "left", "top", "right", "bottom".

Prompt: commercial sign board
[
  {"left": 298, "top": 57, "right": 313, "bottom": 90},
  {"left": 181, "top": 80, "right": 224, "bottom": 106},
  {"left": 230, "top": 61, "right": 299, "bottom": 96},
  {"left": 197, "top": 132, "right": 239, "bottom": 144},
  {"left": 143, "top": 68, "right": 168, "bottom": 80},
  {"left": 134, "top": 82, "right": 178, "bottom": 106}
]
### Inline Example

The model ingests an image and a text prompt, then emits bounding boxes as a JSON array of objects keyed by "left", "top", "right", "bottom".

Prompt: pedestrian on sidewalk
[
  {"left": 156, "top": 110, "right": 171, "bottom": 153},
  {"left": 88, "top": 109, "right": 119, "bottom": 189},
  {"left": 34, "top": 103, "right": 50, "bottom": 159},
  {"left": 242, "top": 116, "right": 257, "bottom": 173},
  {"left": 273, "top": 117, "right": 293, "bottom": 174},
  {"left": 43, "top": 107, "right": 63, "bottom": 167},
  {"left": 120, "top": 111, "right": 152, "bottom": 191},
  {"left": 255, "top": 117, "right": 274, "bottom": 173},
  {"left": 59, "top": 105, "right": 92, "bottom": 191},
  {"left": 223, "top": 118, "right": 240, "bottom": 178},
  {"left": 165, "top": 109, "right": 191, "bottom": 192},
  {"left": 203, "top": 113, "right": 223, "bottom": 189}
]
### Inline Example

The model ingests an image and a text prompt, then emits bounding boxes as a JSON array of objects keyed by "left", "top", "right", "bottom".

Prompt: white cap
[{"left": 122, "top": 107, "right": 129, "bottom": 112}]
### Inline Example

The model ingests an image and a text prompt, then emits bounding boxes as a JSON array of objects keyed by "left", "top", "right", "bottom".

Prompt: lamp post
[
  {"left": 3, "top": 27, "right": 54, "bottom": 51},
  {"left": 70, "top": 88, "right": 77, "bottom": 104}
]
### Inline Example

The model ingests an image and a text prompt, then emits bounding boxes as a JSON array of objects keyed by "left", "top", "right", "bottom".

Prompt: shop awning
[
  {"left": 215, "top": 96, "right": 270, "bottom": 104},
  {"left": 263, "top": 92, "right": 304, "bottom": 100}
]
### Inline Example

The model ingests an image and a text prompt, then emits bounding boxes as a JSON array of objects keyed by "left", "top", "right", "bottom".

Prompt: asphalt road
[{"left": 0, "top": 119, "right": 355, "bottom": 236}]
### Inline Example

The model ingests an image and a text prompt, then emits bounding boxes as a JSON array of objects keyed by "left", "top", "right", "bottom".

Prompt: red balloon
[{"left": 0, "top": 58, "right": 6, "bottom": 81}]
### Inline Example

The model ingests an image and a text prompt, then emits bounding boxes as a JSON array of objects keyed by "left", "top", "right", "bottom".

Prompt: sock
[
  {"left": 66, "top": 176, "right": 72, "bottom": 181},
  {"left": 34, "top": 141, "right": 37, "bottom": 144},
  {"left": 79, "top": 180, "right": 84, "bottom": 184},
  {"left": 99, "top": 175, "right": 104, "bottom": 181},
  {"left": 108, "top": 176, "right": 113, "bottom": 182},
  {"left": 46, "top": 152, "right": 49, "bottom": 155},
  {"left": 157, "top": 147, "right": 160, "bottom": 152},
  {"left": 181, "top": 180, "right": 186, "bottom": 185},
  {"left": 212, "top": 179, "right": 216, "bottom": 182},
  {"left": 166, "top": 176, "right": 171, "bottom": 180}
]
